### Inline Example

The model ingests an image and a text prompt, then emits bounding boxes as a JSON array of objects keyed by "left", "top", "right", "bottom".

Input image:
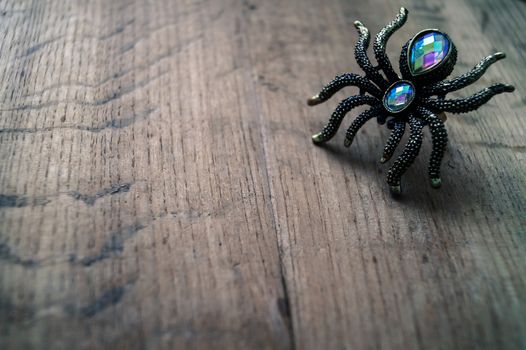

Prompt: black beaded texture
[{"left": 308, "top": 7, "right": 515, "bottom": 195}]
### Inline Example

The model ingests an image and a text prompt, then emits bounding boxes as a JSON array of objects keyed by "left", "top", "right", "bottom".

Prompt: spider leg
[
  {"left": 386, "top": 115, "right": 423, "bottom": 195},
  {"left": 353, "top": 21, "right": 390, "bottom": 89},
  {"left": 421, "top": 83, "right": 515, "bottom": 113},
  {"left": 307, "top": 73, "right": 383, "bottom": 106},
  {"left": 343, "top": 105, "right": 383, "bottom": 147},
  {"left": 380, "top": 121, "right": 405, "bottom": 163},
  {"left": 416, "top": 106, "right": 448, "bottom": 188},
  {"left": 312, "top": 95, "right": 378, "bottom": 144},
  {"left": 373, "top": 7, "right": 408, "bottom": 82},
  {"left": 422, "top": 52, "right": 507, "bottom": 96}
]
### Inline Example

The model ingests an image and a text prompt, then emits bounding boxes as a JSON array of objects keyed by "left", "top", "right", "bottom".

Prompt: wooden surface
[{"left": 1, "top": 0, "right": 525, "bottom": 349}]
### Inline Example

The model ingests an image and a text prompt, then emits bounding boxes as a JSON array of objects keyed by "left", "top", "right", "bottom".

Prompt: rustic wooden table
[{"left": 1, "top": 0, "right": 525, "bottom": 349}]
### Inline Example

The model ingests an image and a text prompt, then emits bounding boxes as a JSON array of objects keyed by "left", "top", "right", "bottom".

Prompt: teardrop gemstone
[
  {"left": 383, "top": 81, "right": 415, "bottom": 113},
  {"left": 409, "top": 31, "right": 450, "bottom": 75}
]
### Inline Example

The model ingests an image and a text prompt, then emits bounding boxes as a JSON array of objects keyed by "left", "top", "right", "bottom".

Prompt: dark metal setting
[{"left": 307, "top": 7, "right": 515, "bottom": 195}]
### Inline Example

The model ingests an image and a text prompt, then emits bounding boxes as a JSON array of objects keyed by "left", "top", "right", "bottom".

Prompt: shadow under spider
[{"left": 320, "top": 136, "right": 504, "bottom": 219}]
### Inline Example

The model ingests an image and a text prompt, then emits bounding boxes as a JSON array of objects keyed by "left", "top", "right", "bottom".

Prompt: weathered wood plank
[
  {"left": 242, "top": 0, "right": 526, "bottom": 349},
  {"left": 0, "top": 0, "right": 291, "bottom": 349},
  {"left": 0, "top": 0, "right": 525, "bottom": 349}
]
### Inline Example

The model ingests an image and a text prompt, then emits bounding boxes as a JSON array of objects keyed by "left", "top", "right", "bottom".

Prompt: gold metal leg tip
[
  {"left": 389, "top": 185, "right": 401, "bottom": 195},
  {"left": 431, "top": 178, "right": 442, "bottom": 188},
  {"left": 495, "top": 52, "right": 506, "bottom": 59},
  {"left": 312, "top": 133, "right": 325, "bottom": 144},
  {"left": 307, "top": 95, "right": 322, "bottom": 106},
  {"left": 380, "top": 157, "right": 388, "bottom": 164}
]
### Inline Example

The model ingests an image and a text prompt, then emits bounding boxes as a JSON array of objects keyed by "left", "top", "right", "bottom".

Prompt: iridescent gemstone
[
  {"left": 409, "top": 31, "right": 450, "bottom": 75},
  {"left": 384, "top": 81, "right": 415, "bottom": 113}
]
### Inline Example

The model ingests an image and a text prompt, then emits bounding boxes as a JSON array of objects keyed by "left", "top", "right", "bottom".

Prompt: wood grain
[{"left": 0, "top": 0, "right": 525, "bottom": 349}]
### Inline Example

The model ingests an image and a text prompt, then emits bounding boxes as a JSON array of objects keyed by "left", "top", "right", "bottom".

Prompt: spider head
[
  {"left": 399, "top": 29, "right": 457, "bottom": 85},
  {"left": 382, "top": 80, "right": 415, "bottom": 114}
]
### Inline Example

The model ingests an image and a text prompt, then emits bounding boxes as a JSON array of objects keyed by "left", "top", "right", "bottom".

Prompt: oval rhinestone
[
  {"left": 409, "top": 31, "right": 450, "bottom": 75},
  {"left": 384, "top": 81, "right": 415, "bottom": 113}
]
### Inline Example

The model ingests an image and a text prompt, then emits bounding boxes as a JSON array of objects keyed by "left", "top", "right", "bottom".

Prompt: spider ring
[{"left": 308, "top": 7, "right": 514, "bottom": 195}]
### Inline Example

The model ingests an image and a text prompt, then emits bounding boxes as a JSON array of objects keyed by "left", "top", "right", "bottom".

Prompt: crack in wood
[
  {"left": 0, "top": 107, "right": 158, "bottom": 134},
  {"left": 74, "top": 223, "right": 147, "bottom": 267},
  {"left": 0, "top": 194, "right": 50, "bottom": 208},
  {"left": 0, "top": 242, "right": 39, "bottom": 267},
  {"left": 69, "top": 183, "right": 132, "bottom": 206},
  {"left": 78, "top": 286, "right": 127, "bottom": 318},
  {"left": 17, "top": 36, "right": 64, "bottom": 58},
  {"left": 0, "top": 69, "right": 168, "bottom": 110}
]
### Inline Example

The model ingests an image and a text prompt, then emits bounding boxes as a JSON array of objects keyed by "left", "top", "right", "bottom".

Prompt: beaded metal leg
[
  {"left": 307, "top": 73, "right": 383, "bottom": 106},
  {"left": 422, "top": 52, "right": 507, "bottom": 95},
  {"left": 343, "top": 105, "right": 383, "bottom": 147},
  {"left": 373, "top": 7, "right": 408, "bottom": 82},
  {"left": 422, "top": 83, "right": 515, "bottom": 113},
  {"left": 312, "top": 95, "right": 379, "bottom": 144},
  {"left": 386, "top": 115, "right": 423, "bottom": 194},
  {"left": 380, "top": 121, "right": 405, "bottom": 163},
  {"left": 417, "top": 107, "right": 448, "bottom": 188},
  {"left": 353, "top": 20, "right": 390, "bottom": 89}
]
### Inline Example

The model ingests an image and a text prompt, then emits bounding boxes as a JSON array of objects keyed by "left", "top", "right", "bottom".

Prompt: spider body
[{"left": 308, "top": 8, "right": 514, "bottom": 195}]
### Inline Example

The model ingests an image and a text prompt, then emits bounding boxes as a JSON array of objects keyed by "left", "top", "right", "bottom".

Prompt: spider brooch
[{"left": 307, "top": 7, "right": 514, "bottom": 195}]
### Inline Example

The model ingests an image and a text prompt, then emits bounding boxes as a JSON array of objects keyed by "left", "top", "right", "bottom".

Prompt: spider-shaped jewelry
[{"left": 308, "top": 7, "right": 514, "bottom": 195}]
